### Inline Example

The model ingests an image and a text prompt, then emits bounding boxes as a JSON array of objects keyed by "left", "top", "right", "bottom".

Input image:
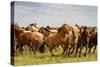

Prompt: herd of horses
[{"left": 11, "top": 22, "right": 97, "bottom": 57}]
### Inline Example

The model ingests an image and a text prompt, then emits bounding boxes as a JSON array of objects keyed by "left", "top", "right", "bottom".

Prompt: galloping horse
[
  {"left": 88, "top": 27, "right": 97, "bottom": 54},
  {"left": 12, "top": 23, "right": 44, "bottom": 55},
  {"left": 75, "top": 26, "right": 90, "bottom": 57},
  {"left": 62, "top": 26, "right": 78, "bottom": 56},
  {"left": 40, "top": 24, "right": 71, "bottom": 56}
]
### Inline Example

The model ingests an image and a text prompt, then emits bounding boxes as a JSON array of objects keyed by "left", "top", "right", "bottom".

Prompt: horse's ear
[
  {"left": 75, "top": 24, "right": 80, "bottom": 28},
  {"left": 62, "top": 24, "right": 67, "bottom": 27},
  {"left": 75, "top": 24, "right": 81, "bottom": 31}
]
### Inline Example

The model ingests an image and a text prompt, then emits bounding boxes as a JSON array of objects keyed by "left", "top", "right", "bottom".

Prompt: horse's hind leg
[
  {"left": 19, "top": 45, "right": 23, "bottom": 55},
  {"left": 79, "top": 46, "right": 83, "bottom": 57},
  {"left": 62, "top": 45, "right": 68, "bottom": 55},
  {"left": 93, "top": 45, "right": 96, "bottom": 54},
  {"left": 49, "top": 48, "right": 54, "bottom": 56},
  {"left": 84, "top": 45, "right": 88, "bottom": 56}
]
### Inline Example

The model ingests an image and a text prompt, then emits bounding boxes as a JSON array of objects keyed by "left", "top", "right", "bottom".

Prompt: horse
[
  {"left": 62, "top": 27, "right": 76, "bottom": 56},
  {"left": 25, "top": 23, "right": 39, "bottom": 32},
  {"left": 38, "top": 27, "right": 50, "bottom": 38},
  {"left": 12, "top": 23, "right": 44, "bottom": 55},
  {"left": 11, "top": 22, "right": 24, "bottom": 56},
  {"left": 61, "top": 24, "right": 80, "bottom": 56},
  {"left": 88, "top": 27, "right": 97, "bottom": 54},
  {"left": 75, "top": 26, "right": 90, "bottom": 57},
  {"left": 39, "top": 24, "right": 71, "bottom": 56}
]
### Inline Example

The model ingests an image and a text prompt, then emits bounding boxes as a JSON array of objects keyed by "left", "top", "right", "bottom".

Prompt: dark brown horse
[
  {"left": 88, "top": 27, "right": 97, "bottom": 54},
  {"left": 75, "top": 26, "right": 90, "bottom": 57}
]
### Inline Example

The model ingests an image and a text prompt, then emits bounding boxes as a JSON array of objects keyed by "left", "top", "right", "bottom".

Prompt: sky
[{"left": 11, "top": 1, "right": 97, "bottom": 27}]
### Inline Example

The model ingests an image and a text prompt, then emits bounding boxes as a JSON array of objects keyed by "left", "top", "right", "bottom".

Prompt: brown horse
[
  {"left": 12, "top": 23, "right": 44, "bottom": 55},
  {"left": 40, "top": 24, "right": 71, "bottom": 56},
  {"left": 38, "top": 27, "right": 51, "bottom": 38},
  {"left": 11, "top": 22, "right": 24, "bottom": 56},
  {"left": 62, "top": 26, "right": 78, "bottom": 56},
  {"left": 75, "top": 26, "right": 90, "bottom": 57},
  {"left": 88, "top": 27, "right": 97, "bottom": 54}
]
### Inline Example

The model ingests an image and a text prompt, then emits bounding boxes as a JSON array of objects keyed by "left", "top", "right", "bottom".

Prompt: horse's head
[
  {"left": 12, "top": 23, "right": 24, "bottom": 37},
  {"left": 29, "top": 23, "right": 37, "bottom": 27},
  {"left": 92, "top": 27, "right": 97, "bottom": 33},
  {"left": 80, "top": 26, "right": 91, "bottom": 38},
  {"left": 26, "top": 23, "right": 38, "bottom": 32},
  {"left": 38, "top": 27, "right": 51, "bottom": 37},
  {"left": 58, "top": 24, "right": 71, "bottom": 34},
  {"left": 90, "top": 27, "right": 97, "bottom": 37}
]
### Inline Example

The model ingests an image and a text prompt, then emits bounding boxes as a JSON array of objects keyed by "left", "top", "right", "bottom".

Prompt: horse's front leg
[
  {"left": 31, "top": 47, "right": 36, "bottom": 55},
  {"left": 88, "top": 46, "right": 92, "bottom": 54},
  {"left": 88, "top": 42, "right": 92, "bottom": 54},
  {"left": 62, "top": 44, "right": 68, "bottom": 55},
  {"left": 75, "top": 47, "right": 78, "bottom": 57},
  {"left": 75, "top": 44, "right": 79, "bottom": 57},
  {"left": 70, "top": 44, "right": 76, "bottom": 54},
  {"left": 84, "top": 44, "right": 88, "bottom": 56}
]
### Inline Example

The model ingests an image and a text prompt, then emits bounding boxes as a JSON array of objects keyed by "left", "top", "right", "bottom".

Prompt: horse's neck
[
  {"left": 57, "top": 31, "right": 66, "bottom": 38},
  {"left": 80, "top": 30, "right": 88, "bottom": 40},
  {"left": 15, "top": 30, "right": 24, "bottom": 41},
  {"left": 71, "top": 30, "right": 76, "bottom": 41}
]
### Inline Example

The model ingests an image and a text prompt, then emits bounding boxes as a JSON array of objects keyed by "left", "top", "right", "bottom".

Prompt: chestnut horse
[
  {"left": 11, "top": 23, "right": 44, "bottom": 55},
  {"left": 40, "top": 24, "right": 71, "bottom": 56}
]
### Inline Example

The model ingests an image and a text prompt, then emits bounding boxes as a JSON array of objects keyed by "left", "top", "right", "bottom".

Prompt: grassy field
[{"left": 13, "top": 48, "right": 97, "bottom": 66}]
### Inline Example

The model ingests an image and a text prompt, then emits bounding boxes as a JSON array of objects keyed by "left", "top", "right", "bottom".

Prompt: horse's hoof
[
  {"left": 74, "top": 55, "right": 76, "bottom": 57},
  {"left": 51, "top": 54, "right": 55, "bottom": 56},
  {"left": 93, "top": 52, "right": 95, "bottom": 54},
  {"left": 68, "top": 54, "right": 70, "bottom": 57},
  {"left": 88, "top": 52, "right": 90, "bottom": 54},
  {"left": 84, "top": 54, "right": 86, "bottom": 56},
  {"left": 79, "top": 55, "right": 81, "bottom": 57},
  {"left": 71, "top": 52, "right": 73, "bottom": 54}
]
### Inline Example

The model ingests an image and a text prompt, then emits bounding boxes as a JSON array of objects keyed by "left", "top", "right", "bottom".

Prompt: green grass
[{"left": 13, "top": 48, "right": 97, "bottom": 66}]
